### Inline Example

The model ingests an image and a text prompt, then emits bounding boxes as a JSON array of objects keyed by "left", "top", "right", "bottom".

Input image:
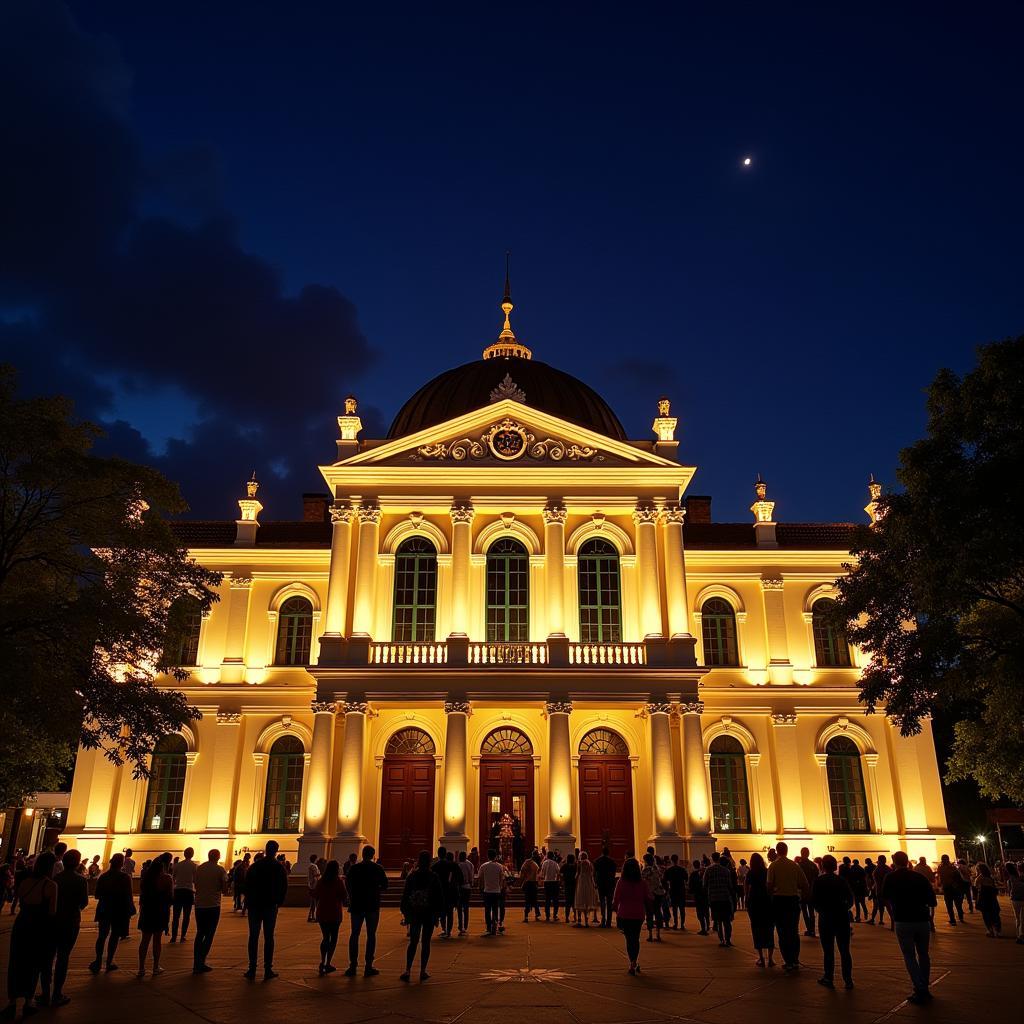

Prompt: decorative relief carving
[
  {"left": 416, "top": 418, "right": 597, "bottom": 463},
  {"left": 444, "top": 698, "right": 472, "bottom": 715},
  {"left": 229, "top": 575, "right": 253, "bottom": 589},
  {"left": 545, "top": 699, "right": 574, "bottom": 715},
  {"left": 419, "top": 437, "right": 486, "bottom": 461},
  {"left": 771, "top": 712, "right": 798, "bottom": 726},
  {"left": 329, "top": 503, "right": 353, "bottom": 524},
  {"left": 660, "top": 504, "right": 686, "bottom": 525},
  {"left": 449, "top": 504, "right": 476, "bottom": 525},
  {"left": 311, "top": 701, "right": 337, "bottom": 715},
  {"left": 489, "top": 372, "right": 526, "bottom": 403},
  {"left": 216, "top": 711, "right": 240, "bottom": 725},
  {"left": 528, "top": 437, "right": 596, "bottom": 461},
  {"left": 632, "top": 505, "right": 659, "bottom": 525},
  {"left": 760, "top": 576, "right": 785, "bottom": 591},
  {"left": 343, "top": 700, "right": 369, "bottom": 715},
  {"left": 678, "top": 701, "right": 705, "bottom": 716},
  {"left": 645, "top": 701, "right": 673, "bottom": 715},
  {"left": 542, "top": 505, "right": 568, "bottom": 526},
  {"left": 357, "top": 504, "right": 381, "bottom": 525}
]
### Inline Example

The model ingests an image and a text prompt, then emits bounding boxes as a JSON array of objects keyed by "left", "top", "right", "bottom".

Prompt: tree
[
  {"left": 0, "top": 367, "right": 221, "bottom": 806},
  {"left": 835, "top": 336, "right": 1024, "bottom": 803}
]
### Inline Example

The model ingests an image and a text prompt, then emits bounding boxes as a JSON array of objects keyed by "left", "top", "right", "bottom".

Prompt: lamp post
[{"left": 976, "top": 834, "right": 990, "bottom": 867}]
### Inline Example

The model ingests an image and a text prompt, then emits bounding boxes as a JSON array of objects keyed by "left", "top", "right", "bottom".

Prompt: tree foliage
[
  {"left": 835, "top": 336, "right": 1024, "bottom": 802},
  {"left": 0, "top": 367, "right": 222, "bottom": 806}
]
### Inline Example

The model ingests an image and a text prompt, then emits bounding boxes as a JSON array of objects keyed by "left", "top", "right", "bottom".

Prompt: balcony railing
[
  {"left": 468, "top": 642, "right": 549, "bottom": 666},
  {"left": 569, "top": 642, "right": 646, "bottom": 666},
  {"left": 369, "top": 641, "right": 448, "bottom": 665}
]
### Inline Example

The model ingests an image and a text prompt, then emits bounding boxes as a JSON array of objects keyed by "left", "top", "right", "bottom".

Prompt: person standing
[
  {"left": 974, "top": 863, "right": 1002, "bottom": 937},
  {"left": 575, "top": 852, "right": 597, "bottom": 927},
  {"left": 478, "top": 850, "right": 504, "bottom": 936},
  {"left": 767, "top": 841, "right": 810, "bottom": 972},
  {"left": 457, "top": 851, "right": 475, "bottom": 935},
  {"left": 344, "top": 846, "right": 388, "bottom": 976},
  {"left": 47, "top": 849, "right": 88, "bottom": 1006},
  {"left": 703, "top": 852, "right": 734, "bottom": 947},
  {"left": 881, "top": 850, "right": 937, "bottom": 1005},
  {"left": 3, "top": 851, "right": 57, "bottom": 1018},
  {"left": 689, "top": 860, "right": 710, "bottom": 935},
  {"left": 89, "top": 853, "right": 134, "bottom": 974},
  {"left": 662, "top": 855, "right": 687, "bottom": 930},
  {"left": 912, "top": 856, "right": 937, "bottom": 932},
  {"left": 122, "top": 849, "right": 136, "bottom": 880},
  {"left": 540, "top": 852, "right": 561, "bottom": 922},
  {"left": 518, "top": 854, "right": 540, "bottom": 922},
  {"left": 593, "top": 849, "right": 617, "bottom": 928},
  {"left": 640, "top": 853, "right": 665, "bottom": 942},
  {"left": 170, "top": 847, "right": 197, "bottom": 943},
  {"left": 314, "top": 860, "right": 348, "bottom": 975},
  {"left": 612, "top": 859, "right": 652, "bottom": 976},
  {"left": 869, "top": 855, "right": 892, "bottom": 927},
  {"left": 400, "top": 851, "right": 444, "bottom": 981},
  {"left": 744, "top": 852, "right": 774, "bottom": 967},
  {"left": 562, "top": 854, "right": 579, "bottom": 925},
  {"left": 1005, "top": 862, "right": 1024, "bottom": 943},
  {"left": 957, "top": 859, "right": 975, "bottom": 913},
  {"left": 430, "top": 847, "right": 459, "bottom": 939},
  {"left": 243, "top": 840, "right": 288, "bottom": 980},
  {"left": 936, "top": 854, "right": 964, "bottom": 926},
  {"left": 137, "top": 853, "right": 173, "bottom": 978},
  {"left": 812, "top": 855, "right": 854, "bottom": 989},
  {"left": 848, "top": 859, "right": 868, "bottom": 923},
  {"left": 306, "top": 854, "right": 321, "bottom": 923},
  {"left": 193, "top": 849, "right": 228, "bottom": 974},
  {"left": 797, "top": 847, "right": 819, "bottom": 937}
]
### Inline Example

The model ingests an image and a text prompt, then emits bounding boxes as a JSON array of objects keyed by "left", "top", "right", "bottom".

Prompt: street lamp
[{"left": 976, "top": 834, "right": 990, "bottom": 867}]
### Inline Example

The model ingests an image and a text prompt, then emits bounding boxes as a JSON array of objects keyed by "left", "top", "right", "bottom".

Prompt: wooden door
[
  {"left": 378, "top": 757, "right": 436, "bottom": 869},
  {"left": 578, "top": 756, "right": 635, "bottom": 862},
  {"left": 479, "top": 758, "right": 534, "bottom": 862}
]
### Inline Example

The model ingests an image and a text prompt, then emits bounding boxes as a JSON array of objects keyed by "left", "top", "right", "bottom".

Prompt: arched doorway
[
  {"left": 577, "top": 728, "right": 634, "bottom": 862},
  {"left": 378, "top": 728, "right": 437, "bottom": 869},
  {"left": 479, "top": 727, "right": 534, "bottom": 865}
]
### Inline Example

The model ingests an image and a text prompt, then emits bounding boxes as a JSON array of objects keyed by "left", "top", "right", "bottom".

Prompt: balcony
[{"left": 322, "top": 635, "right": 697, "bottom": 669}]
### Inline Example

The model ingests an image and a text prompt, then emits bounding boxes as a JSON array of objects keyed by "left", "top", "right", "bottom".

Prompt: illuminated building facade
[{"left": 64, "top": 288, "right": 955, "bottom": 869}]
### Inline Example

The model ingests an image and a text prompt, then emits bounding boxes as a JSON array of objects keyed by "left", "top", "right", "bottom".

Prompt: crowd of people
[{"left": 2, "top": 838, "right": 1022, "bottom": 1017}]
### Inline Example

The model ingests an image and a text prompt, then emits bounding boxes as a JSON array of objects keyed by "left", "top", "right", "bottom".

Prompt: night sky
[{"left": 3, "top": 2, "right": 1022, "bottom": 522}]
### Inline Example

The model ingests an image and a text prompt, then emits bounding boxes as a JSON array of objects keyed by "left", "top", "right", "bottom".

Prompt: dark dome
[{"left": 387, "top": 356, "right": 627, "bottom": 441}]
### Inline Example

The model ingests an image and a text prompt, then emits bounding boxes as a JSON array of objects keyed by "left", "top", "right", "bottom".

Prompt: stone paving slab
[{"left": 1, "top": 907, "right": 1019, "bottom": 1023}]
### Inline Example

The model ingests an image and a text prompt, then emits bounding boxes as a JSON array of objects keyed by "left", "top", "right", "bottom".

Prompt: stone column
[
  {"left": 771, "top": 712, "right": 806, "bottom": 834},
  {"left": 323, "top": 504, "right": 354, "bottom": 636},
  {"left": 298, "top": 701, "right": 336, "bottom": 863},
  {"left": 647, "top": 701, "right": 684, "bottom": 857},
  {"left": 660, "top": 503, "right": 690, "bottom": 638},
  {"left": 334, "top": 699, "right": 368, "bottom": 859},
  {"left": 449, "top": 504, "right": 475, "bottom": 636},
  {"left": 545, "top": 699, "right": 575, "bottom": 855},
  {"left": 680, "top": 701, "right": 714, "bottom": 859},
  {"left": 441, "top": 698, "right": 470, "bottom": 851},
  {"left": 633, "top": 505, "right": 663, "bottom": 637},
  {"left": 351, "top": 504, "right": 381, "bottom": 637},
  {"left": 543, "top": 504, "right": 567, "bottom": 637}
]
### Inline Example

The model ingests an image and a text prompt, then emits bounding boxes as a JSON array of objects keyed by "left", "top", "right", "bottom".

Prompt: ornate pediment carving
[{"left": 415, "top": 417, "right": 600, "bottom": 463}]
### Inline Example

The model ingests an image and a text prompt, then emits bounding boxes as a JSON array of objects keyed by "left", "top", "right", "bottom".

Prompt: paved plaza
[{"left": 1, "top": 906, "right": 1018, "bottom": 1024}]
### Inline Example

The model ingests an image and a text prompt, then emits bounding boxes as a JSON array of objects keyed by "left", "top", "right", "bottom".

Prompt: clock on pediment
[{"left": 483, "top": 419, "right": 528, "bottom": 461}]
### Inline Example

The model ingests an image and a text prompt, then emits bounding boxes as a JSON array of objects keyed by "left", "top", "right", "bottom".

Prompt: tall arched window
[
  {"left": 701, "top": 597, "right": 738, "bottom": 666},
  {"left": 708, "top": 735, "right": 750, "bottom": 832},
  {"left": 143, "top": 734, "right": 187, "bottom": 832},
  {"left": 486, "top": 538, "right": 529, "bottom": 642},
  {"left": 826, "top": 736, "right": 869, "bottom": 832},
  {"left": 578, "top": 539, "right": 622, "bottom": 642},
  {"left": 275, "top": 596, "right": 313, "bottom": 665},
  {"left": 262, "top": 735, "right": 305, "bottom": 832},
  {"left": 392, "top": 537, "right": 437, "bottom": 642},
  {"left": 812, "top": 598, "right": 851, "bottom": 667},
  {"left": 165, "top": 596, "right": 202, "bottom": 667}
]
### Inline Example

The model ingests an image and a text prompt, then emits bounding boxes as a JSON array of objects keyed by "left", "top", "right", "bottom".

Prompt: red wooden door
[
  {"left": 578, "top": 756, "right": 635, "bottom": 862},
  {"left": 378, "top": 757, "right": 436, "bottom": 869},
  {"left": 479, "top": 758, "right": 534, "bottom": 861}
]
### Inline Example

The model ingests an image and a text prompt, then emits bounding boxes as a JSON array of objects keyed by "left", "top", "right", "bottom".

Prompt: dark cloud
[{"left": 0, "top": 1, "right": 376, "bottom": 517}]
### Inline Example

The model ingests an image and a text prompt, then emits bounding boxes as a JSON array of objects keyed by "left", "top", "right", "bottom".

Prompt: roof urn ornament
[
  {"left": 235, "top": 472, "right": 263, "bottom": 546},
  {"left": 865, "top": 475, "right": 885, "bottom": 525},
  {"left": 338, "top": 394, "right": 363, "bottom": 444},
  {"left": 750, "top": 475, "right": 778, "bottom": 549}
]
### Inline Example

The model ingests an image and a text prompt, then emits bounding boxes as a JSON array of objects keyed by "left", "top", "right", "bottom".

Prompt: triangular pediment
[{"left": 330, "top": 400, "right": 682, "bottom": 470}]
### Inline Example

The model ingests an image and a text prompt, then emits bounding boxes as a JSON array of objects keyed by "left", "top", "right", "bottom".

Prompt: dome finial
[{"left": 483, "top": 251, "right": 532, "bottom": 360}]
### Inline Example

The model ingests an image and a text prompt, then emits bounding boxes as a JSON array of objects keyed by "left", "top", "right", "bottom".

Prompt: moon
[{"left": 742, "top": 156, "right": 752, "bottom": 167}]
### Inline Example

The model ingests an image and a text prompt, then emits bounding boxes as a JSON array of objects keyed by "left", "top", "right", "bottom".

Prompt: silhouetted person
[
  {"left": 881, "top": 850, "right": 937, "bottom": 1005},
  {"left": 89, "top": 853, "right": 135, "bottom": 974},
  {"left": 345, "top": 845, "right": 388, "bottom": 976},
  {"left": 170, "top": 846, "right": 197, "bottom": 942},
  {"left": 812, "top": 854, "right": 854, "bottom": 989},
  {"left": 937, "top": 854, "right": 964, "bottom": 925},
  {"left": 4, "top": 851, "right": 57, "bottom": 1018},
  {"left": 401, "top": 850, "right": 444, "bottom": 981},
  {"left": 689, "top": 860, "right": 710, "bottom": 934},
  {"left": 663, "top": 854, "right": 687, "bottom": 930},
  {"left": 314, "top": 860, "right": 348, "bottom": 975},
  {"left": 593, "top": 849, "right": 617, "bottom": 927},
  {"left": 870, "top": 854, "right": 892, "bottom": 926},
  {"left": 539, "top": 851, "right": 561, "bottom": 921},
  {"left": 744, "top": 852, "right": 774, "bottom": 967},
  {"left": 798, "top": 847, "right": 819, "bottom": 936},
  {"left": 48, "top": 849, "right": 88, "bottom": 1005},
  {"left": 767, "top": 841, "right": 810, "bottom": 971},
  {"left": 137, "top": 852, "right": 173, "bottom": 977},
  {"left": 243, "top": 840, "right": 288, "bottom": 980},
  {"left": 612, "top": 858, "right": 652, "bottom": 975},
  {"left": 703, "top": 852, "right": 734, "bottom": 946},
  {"left": 193, "top": 849, "right": 228, "bottom": 973},
  {"left": 431, "top": 846, "right": 459, "bottom": 939}
]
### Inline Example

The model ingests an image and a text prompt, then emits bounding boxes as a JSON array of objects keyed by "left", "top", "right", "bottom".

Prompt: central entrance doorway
[
  {"left": 479, "top": 727, "right": 534, "bottom": 866},
  {"left": 577, "top": 728, "right": 635, "bottom": 862},
  {"left": 378, "top": 728, "right": 436, "bottom": 869}
]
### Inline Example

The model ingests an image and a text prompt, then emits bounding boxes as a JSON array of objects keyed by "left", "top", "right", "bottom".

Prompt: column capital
[
  {"left": 632, "top": 504, "right": 659, "bottom": 525},
  {"left": 449, "top": 503, "right": 475, "bottom": 525},
  {"left": 356, "top": 503, "right": 381, "bottom": 525},
  {"left": 311, "top": 700, "right": 337, "bottom": 715},
  {"left": 659, "top": 503, "right": 686, "bottom": 526},
  {"left": 645, "top": 700, "right": 673, "bottom": 716},
  {"left": 545, "top": 699, "right": 573, "bottom": 715},
  {"left": 329, "top": 502, "right": 354, "bottom": 525},
  {"left": 678, "top": 700, "right": 704, "bottom": 716},
  {"left": 444, "top": 698, "right": 471, "bottom": 715},
  {"left": 542, "top": 504, "right": 567, "bottom": 525},
  {"left": 343, "top": 699, "right": 369, "bottom": 715},
  {"left": 771, "top": 711, "right": 798, "bottom": 726}
]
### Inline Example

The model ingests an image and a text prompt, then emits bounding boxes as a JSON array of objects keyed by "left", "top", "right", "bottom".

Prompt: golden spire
[{"left": 483, "top": 252, "right": 532, "bottom": 360}]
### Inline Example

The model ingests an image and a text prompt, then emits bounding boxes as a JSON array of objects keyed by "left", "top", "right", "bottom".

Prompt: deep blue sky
[{"left": 3, "top": 2, "right": 1022, "bottom": 521}]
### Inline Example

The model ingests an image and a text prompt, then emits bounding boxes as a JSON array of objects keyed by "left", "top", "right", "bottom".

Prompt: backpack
[{"left": 408, "top": 883, "right": 431, "bottom": 912}]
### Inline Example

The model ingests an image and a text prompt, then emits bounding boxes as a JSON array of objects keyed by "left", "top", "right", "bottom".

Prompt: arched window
[
  {"left": 392, "top": 537, "right": 437, "bottom": 642},
  {"left": 165, "top": 596, "right": 202, "bottom": 667},
  {"left": 826, "top": 736, "right": 869, "bottom": 832},
  {"left": 486, "top": 538, "right": 529, "bottom": 642},
  {"left": 812, "top": 598, "right": 851, "bottom": 667},
  {"left": 701, "top": 597, "right": 738, "bottom": 666},
  {"left": 385, "top": 728, "right": 436, "bottom": 755},
  {"left": 578, "top": 728, "right": 629, "bottom": 756},
  {"left": 262, "top": 735, "right": 305, "bottom": 832},
  {"left": 577, "top": 539, "right": 622, "bottom": 643},
  {"left": 481, "top": 727, "right": 533, "bottom": 755},
  {"left": 708, "top": 735, "right": 750, "bottom": 832},
  {"left": 143, "top": 734, "right": 187, "bottom": 832},
  {"left": 275, "top": 596, "right": 313, "bottom": 665}
]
